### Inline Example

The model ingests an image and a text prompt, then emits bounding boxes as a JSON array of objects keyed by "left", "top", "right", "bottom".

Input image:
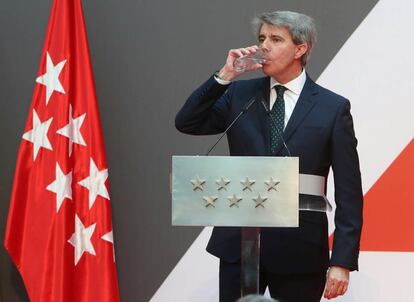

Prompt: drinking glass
[{"left": 233, "top": 49, "right": 267, "bottom": 72}]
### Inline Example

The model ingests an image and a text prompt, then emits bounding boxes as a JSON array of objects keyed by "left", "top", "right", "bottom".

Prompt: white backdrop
[{"left": 151, "top": 0, "right": 414, "bottom": 300}]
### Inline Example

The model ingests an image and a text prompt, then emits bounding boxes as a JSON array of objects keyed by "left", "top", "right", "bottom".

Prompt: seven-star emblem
[
  {"left": 78, "top": 158, "right": 110, "bottom": 209},
  {"left": 241, "top": 177, "right": 255, "bottom": 191},
  {"left": 56, "top": 104, "right": 87, "bottom": 156},
  {"left": 253, "top": 194, "right": 268, "bottom": 208},
  {"left": 35, "top": 52, "right": 66, "bottom": 105},
  {"left": 46, "top": 162, "right": 72, "bottom": 212},
  {"left": 265, "top": 177, "right": 280, "bottom": 192},
  {"left": 216, "top": 177, "right": 230, "bottom": 190},
  {"left": 228, "top": 194, "right": 242, "bottom": 207},
  {"left": 67, "top": 214, "right": 97, "bottom": 265},
  {"left": 203, "top": 196, "right": 218, "bottom": 208},
  {"left": 191, "top": 176, "right": 206, "bottom": 191},
  {"left": 22, "top": 109, "right": 53, "bottom": 161}
]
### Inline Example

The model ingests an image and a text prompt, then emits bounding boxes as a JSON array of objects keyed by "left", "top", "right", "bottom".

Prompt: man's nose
[
  {"left": 260, "top": 45, "right": 270, "bottom": 53},
  {"left": 260, "top": 40, "right": 270, "bottom": 52}
]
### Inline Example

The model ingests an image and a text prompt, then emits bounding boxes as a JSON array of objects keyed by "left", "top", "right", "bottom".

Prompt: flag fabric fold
[{"left": 4, "top": 0, "right": 120, "bottom": 301}]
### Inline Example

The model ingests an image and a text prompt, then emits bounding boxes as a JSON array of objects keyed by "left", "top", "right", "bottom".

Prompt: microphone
[
  {"left": 205, "top": 97, "right": 257, "bottom": 156},
  {"left": 260, "top": 99, "right": 292, "bottom": 156}
]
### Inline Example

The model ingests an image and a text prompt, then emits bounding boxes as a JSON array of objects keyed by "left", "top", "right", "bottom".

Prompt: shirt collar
[{"left": 270, "top": 68, "right": 307, "bottom": 95}]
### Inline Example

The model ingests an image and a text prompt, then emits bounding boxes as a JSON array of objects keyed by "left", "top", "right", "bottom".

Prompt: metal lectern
[{"left": 171, "top": 156, "right": 330, "bottom": 297}]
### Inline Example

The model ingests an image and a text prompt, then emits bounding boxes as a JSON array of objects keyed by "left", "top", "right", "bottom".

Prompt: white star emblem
[
  {"left": 35, "top": 52, "right": 66, "bottom": 105},
  {"left": 46, "top": 163, "right": 72, "bottom": 212},
  {"left": 191, "top": 176, "right": 206, "bottom": 191},
  {"left": 67, "top": 214, "right": 96, "bottom": 265},
  {"left": 241, "top": 177, "right": 255, "bottom": 192},
  {"left": 203, "top": 196, "right": 218, "bottom": 208},
  {"left": 78, "top": 158, "right": 110, "bottom": 209},
  {"left": 22, "top": 109, "right": 53, "bottom": 161},
  {"left": 265, "top": 177, "right": 280, "bottom": 192},
  {"left": 253, "top": 194, "right": 268, "bottom": 208},
  {"left": 101, "top": 230, "right": 116, "bottom": 262},
  {"left": 56, "top": 105, "right": 87, "bottom": 156},
  {"left": 216, "top": 177, "right": 230, "bottom": 191},
  {"left": 228, "top": 194, "right": 242, "bottom": 207}
]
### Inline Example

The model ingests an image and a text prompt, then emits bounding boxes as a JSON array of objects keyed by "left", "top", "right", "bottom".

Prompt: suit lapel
[
  {"left": 255, "top": 76, "right": 271, "bottom": 109},
  {"left": 250, "top": 75, "right": 319, "bottom": 155},
  {"left": 252, "top": 77, "right": 272, "bottom": 155},
  {"left": 272, "top": 76, "right": 319, "bottom": 155},
  {"left": 283, "top": 76, "right": 319, "bottom": 141}
]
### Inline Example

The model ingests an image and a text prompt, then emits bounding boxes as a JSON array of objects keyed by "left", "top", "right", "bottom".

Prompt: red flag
[{"left": 4, "top": 0, "right": 120, "bottom": 301}]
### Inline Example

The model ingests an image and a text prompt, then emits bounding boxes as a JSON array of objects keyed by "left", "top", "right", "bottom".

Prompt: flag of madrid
[{"left": 4, "top": 0, "right": 120, "bottom": 301}]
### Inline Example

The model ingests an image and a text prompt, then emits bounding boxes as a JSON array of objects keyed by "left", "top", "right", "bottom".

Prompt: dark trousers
[{"left": 219, "top": 260, "right": 326, "bottom": 302}]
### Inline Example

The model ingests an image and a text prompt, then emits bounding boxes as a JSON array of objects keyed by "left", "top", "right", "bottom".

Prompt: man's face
[{"left": 258, "top": 24, "right": 306, "bottom": 80}]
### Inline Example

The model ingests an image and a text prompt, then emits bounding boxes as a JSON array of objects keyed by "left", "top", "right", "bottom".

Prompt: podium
[{"left": 171, "top": 156, "right": 330, "bottom": 297}]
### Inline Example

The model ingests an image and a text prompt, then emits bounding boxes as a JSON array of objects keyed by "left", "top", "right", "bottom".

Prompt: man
[{"left": 175, "top": 11, "right": 363, "bottom": 302}]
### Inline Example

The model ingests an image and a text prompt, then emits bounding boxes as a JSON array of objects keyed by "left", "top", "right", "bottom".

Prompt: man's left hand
[{"left": 323, "top": 266, "right": 350, "bottom": 299}]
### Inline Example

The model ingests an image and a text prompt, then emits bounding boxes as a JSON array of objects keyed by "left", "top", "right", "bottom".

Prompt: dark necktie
[{"left": 270, "top": 85, "right": 286, "bottom": 155}]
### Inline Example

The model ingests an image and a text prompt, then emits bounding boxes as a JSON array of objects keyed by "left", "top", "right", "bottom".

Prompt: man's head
[
  {"left": 253, "top": 11, "right": 317, "bottom": 66},
  {"left": 252, "top": 11, "right": 317, "bottom": 82}
]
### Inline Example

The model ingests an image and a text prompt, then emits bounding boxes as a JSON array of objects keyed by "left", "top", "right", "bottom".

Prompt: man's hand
[
  {"left": 217, "top": 45, "right": 263, "bottom": 81},
  {"left": 323, "top": 266, "right": 350, "bottom": 299}
]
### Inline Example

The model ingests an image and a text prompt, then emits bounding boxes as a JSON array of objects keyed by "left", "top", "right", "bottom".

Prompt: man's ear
[{"left": 294, "top": 43, "right": 308, "bottom": 60}]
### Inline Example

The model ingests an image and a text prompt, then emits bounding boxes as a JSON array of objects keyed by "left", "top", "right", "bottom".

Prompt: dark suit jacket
[{"left": 175, "top": 74, "right": 363, "bottom": 274}]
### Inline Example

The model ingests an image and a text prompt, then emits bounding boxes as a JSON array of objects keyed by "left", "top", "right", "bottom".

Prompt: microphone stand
[{"left": 205, "top": 97, "right": 256, "bottom": 156}]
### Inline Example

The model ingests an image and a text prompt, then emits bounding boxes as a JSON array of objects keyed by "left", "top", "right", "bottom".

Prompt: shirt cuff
[{"left": 214, "top": 72, "right": 232, "bottom": 85}]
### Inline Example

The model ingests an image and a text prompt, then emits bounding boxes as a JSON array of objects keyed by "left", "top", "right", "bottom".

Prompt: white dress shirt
[
  {"left": 270, "top": 68, "right": 307, "bottom": 129},
  {"left": 214, "top": 68, "right": 307, "bottom": 129}
]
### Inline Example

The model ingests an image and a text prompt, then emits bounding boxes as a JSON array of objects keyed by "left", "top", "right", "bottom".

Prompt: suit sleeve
[
  {"left": 175, "top": 75, "right": 233, "bottom": 135},
  {"left": 330, "top": 99, "right": 363, "bottom": 271}
]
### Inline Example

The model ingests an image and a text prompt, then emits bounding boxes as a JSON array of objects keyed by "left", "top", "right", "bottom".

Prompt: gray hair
[{"left": 252, "top": 11, "right": 317, "bottom": 66}]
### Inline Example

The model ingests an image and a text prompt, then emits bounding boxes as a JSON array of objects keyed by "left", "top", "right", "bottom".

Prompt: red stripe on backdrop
[{"left": 330, "top": 139, "right": 414, "bottom": 251}]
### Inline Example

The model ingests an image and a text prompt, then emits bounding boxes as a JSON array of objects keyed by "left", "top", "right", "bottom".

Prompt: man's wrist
[{"left": 214, "top": 70, "right": 232, "bottom": 85}]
